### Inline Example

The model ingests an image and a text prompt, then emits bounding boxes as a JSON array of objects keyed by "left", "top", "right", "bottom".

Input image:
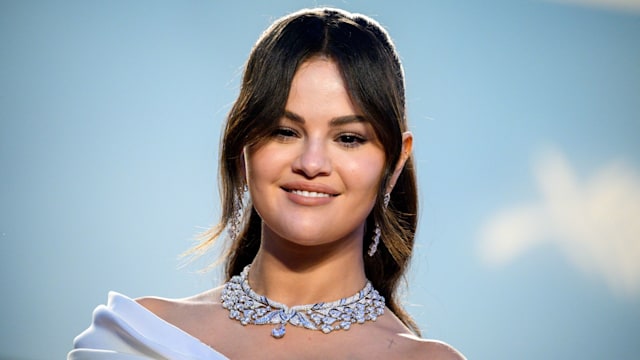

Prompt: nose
[{"left": 292, "top": 138, "right": 332, "bottom": 178}]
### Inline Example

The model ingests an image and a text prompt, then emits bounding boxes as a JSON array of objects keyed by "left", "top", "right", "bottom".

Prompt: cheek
[
  {"left": 342, "top": 152, "right": 386, "bottom": 192},
  {"left": 245, "top": 145, "right": 285, "bottom": 184}
]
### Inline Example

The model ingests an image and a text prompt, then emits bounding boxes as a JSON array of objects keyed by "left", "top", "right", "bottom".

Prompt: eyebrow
[{"left": 283, "top": 110, "right": 367, "bottom": 126}]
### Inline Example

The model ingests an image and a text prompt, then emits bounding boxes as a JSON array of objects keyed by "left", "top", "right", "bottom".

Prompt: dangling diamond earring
[
  {"left": 228, "top": 185, "right": 247, "bottom": 242},
  {"left": 368, "top": 193, "right": 390, "bottom": 257}
]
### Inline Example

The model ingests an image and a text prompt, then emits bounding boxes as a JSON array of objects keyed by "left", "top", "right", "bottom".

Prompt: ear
[{"left": 385, "top": 131, "right": 413, "bottom": 194}]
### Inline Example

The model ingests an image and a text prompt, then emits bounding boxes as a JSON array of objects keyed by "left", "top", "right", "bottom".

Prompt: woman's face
[{"left": 244, "top": 58, "right": 386, "bottom": 250}]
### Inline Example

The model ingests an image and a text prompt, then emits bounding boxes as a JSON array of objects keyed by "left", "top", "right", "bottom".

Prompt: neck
[{"left": 247, "top": 226, "right": 368, "bottom": 307}]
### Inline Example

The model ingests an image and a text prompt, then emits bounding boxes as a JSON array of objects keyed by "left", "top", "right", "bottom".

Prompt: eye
[
  {"left": 271, "top": 127, "right": 299, "bottom": 140},
  {"left": 336, "top": 133, "right": 367, "bottom": 148}
]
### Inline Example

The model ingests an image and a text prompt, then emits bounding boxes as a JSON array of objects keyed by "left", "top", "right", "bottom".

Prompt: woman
[{"left": 69, "top": 7, "right": 465, "bottom": 359}]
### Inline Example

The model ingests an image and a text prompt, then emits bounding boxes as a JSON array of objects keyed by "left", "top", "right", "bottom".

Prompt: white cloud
[
  {"left": 478, "top": 148, "right": 640, "bottom": 298},
  {"left": 543, "top": 0, "right": 640, "bottom": 14}
]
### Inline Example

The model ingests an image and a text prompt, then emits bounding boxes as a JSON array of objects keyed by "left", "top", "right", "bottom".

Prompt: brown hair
[{"left": 190, "top": 7, "right": 419, "bottom": 335}]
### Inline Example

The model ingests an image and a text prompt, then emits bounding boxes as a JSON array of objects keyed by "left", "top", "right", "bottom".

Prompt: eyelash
[
  {"left": 272, "top": 127, "right": 298, "bottom": 139},
  {"left": 271, "top": 127, "right": 368, "bottom": 148},
  {"left": 336, "top": 133, "right": 367, "bottom": 148}
]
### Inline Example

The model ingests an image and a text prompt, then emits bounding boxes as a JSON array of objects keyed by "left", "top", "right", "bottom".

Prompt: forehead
[{"left": 286, "top": 58, "right": 362, "bottom": 120}]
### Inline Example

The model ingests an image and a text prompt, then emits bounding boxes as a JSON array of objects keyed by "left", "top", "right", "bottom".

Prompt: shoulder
[
  {"left": 71, "top": 290, "right": 230, "bottom": 358},
  {"left": 136, "top": 286, "right": 223, "bottom": 309},
  {"left": 397, "top": 334, "right": 466, "bottom": 360},
  {"left": 373, "top": 310, "right": 465, "bottom": 360},
  {"left": 135, "top": 286, "right": 224, "bottom": 326}
]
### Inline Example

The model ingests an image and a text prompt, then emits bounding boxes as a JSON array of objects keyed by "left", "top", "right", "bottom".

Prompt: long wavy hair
[{"left": 189, "top": 7, "right": 419, "bottom": 335}]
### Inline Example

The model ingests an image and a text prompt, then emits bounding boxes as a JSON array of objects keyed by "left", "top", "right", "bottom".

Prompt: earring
[
  {"left": 228, "top": 185, "right": 247, "bottom": 242},
  {"left": 368, "top": 193, "right": 390, "bottom": 257}
]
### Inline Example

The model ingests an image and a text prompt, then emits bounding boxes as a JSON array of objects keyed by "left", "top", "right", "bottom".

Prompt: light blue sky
[{"left": 1, "top": 1, "right": 639, "bottom": 359}]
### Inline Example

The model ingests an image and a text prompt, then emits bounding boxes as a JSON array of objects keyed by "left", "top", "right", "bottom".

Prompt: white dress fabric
[{"left": 68, "top": 292, "right": 229, "bottom": 360}]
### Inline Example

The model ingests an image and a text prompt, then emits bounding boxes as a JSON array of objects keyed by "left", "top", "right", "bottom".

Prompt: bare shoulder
[
  {"left": 397, "top": 334, "right": 466, "bottom": 360},
  {"left": 135, "top": 286, "right": 222, "bottom": 311},
  {"left": 375, "top": 310, "right": 465, "bottom": 360},
  {"left": 135, "top": 286, "right": 224, "bottom": 325}
]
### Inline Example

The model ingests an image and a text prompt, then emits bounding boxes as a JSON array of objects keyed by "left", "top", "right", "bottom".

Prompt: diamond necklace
[{"left": 220, "top": 265, "right": 385, "bottom": 339}]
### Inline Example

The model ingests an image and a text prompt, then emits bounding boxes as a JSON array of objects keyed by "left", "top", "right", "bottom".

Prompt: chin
[
  {"left": 282, "top": 230, "right": 360, "bottom": 250},
  {"left": 284, "top": 233, "right": 332, "bottom": 247}
]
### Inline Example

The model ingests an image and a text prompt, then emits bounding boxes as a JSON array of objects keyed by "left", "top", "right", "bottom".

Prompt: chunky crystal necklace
[{"left": 220, "top": 265, "right": 385, "bottom": 338}]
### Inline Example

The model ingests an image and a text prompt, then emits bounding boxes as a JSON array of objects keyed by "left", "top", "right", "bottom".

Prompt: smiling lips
[
  {"left": 281, "top": 183, "right": 339, "bottom": 203},
  {"left": 289, "top": 190, "right": 332, "bottom": 198}
]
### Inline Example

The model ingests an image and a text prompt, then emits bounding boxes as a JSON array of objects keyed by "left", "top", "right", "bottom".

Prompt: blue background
[{"left": 1, "top": 1, "right": 639, "bottom": 359}]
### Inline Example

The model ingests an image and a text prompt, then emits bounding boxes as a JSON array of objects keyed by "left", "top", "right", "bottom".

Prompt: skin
[
  {"left": 138, "top": 58, "right": 465, "bottom": 359},
  {"left": 243, "top": 58, "right": 400, "bottom": 305}
]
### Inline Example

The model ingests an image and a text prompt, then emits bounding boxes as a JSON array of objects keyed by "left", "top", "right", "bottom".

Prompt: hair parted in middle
[{"left": 191, "top": 7, "right": 419, "bottom": 334}]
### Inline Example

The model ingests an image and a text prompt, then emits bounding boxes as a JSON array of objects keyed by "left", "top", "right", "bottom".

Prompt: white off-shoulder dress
[{"left": 69, "top": 292, "right": 229, "bottom": 360}]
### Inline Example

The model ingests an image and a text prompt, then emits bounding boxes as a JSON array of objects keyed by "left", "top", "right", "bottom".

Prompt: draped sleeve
[{"left": 68, "top": 292, "right": 229, "bottom": 360}]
